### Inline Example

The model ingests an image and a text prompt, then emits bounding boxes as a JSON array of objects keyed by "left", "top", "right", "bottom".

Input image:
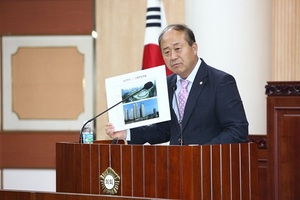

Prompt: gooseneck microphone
[
  {"left": 79, "top": 81, "right": 154, "bottom": 143},
  {"left": 173, "top": 84, "right": 184, "bottom": 145}
]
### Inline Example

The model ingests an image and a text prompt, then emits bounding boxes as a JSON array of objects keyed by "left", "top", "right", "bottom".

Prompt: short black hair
[{"left": 158, "top": 24, "right": 196, "bottom": 48}]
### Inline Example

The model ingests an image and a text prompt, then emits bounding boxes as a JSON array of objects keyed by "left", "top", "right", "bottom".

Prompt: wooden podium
[{"left": 56, "top": 142, "right": 259, "bottom": 199}]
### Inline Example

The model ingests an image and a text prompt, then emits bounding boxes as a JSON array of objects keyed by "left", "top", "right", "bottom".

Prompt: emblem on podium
[{"left": 100, "top": 167, "right": 120, "bottom": 195}]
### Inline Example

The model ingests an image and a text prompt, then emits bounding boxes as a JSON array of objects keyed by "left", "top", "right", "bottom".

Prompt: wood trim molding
[
  {"left": 265, "top": 81, "right": 300, "bottom": 96},
  {"left": 248, "top": 135, "right": 267, "bottom": 149}
]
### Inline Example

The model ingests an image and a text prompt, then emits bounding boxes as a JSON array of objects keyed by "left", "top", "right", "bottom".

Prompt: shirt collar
[{"left": 176, "top": 58, "right": 201, "bottom": 84}]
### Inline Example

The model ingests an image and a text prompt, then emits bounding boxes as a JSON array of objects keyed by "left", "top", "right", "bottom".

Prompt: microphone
[
  {"left": 173, "top": 84, "right": 182, "bottom": 120},
  {"left": 79, "top": 81, "right": 154, "bottom": 143},
  {"left": 173, "top": 84, "right": 183, "bottom": 145}
]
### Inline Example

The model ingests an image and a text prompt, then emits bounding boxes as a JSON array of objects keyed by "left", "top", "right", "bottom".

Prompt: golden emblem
[{"left": 99, "top": 167, "right": 120, "bottom": 195}]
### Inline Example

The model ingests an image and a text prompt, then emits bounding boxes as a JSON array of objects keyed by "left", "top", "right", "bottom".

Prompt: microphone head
[{"left": 144, "top": 81, "right": 153, "bottom": 89}]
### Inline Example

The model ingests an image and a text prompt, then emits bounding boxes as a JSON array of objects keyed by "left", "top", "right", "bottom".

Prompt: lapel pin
[{"left": 199, "top": 81, "right": 203, "bottom": 85}]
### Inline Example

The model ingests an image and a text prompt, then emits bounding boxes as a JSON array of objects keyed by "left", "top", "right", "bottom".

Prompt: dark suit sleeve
[
  {"left": 207, "top": 74, "right": 248, "bottom": 144},
  {"left": 128, "top": 121, "right": 171, "bottom": 145}
]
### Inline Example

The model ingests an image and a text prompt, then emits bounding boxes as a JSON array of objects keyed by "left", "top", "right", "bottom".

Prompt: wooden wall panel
[
  {"left": 0, "top": 131, "right": 78, "bottom": 168},
  {"left": 266, "top": 81, "right": 300, "bottom": 200},
  {"left": 272, "top": 0, "right": 300, "bottom": 80},
  {"left": 0, "top": 0, "right": 93, "bottom": 169},
  {"left": 248, "top": 135, "right": 268, "bottom": 200},
  {"left": 0, "top": 0, "right": 93, "bottom": 35}
]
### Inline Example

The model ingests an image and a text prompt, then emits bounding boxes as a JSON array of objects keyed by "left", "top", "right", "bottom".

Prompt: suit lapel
[{"left": 181, "top": 60, "right": 208, "bottom": 130}]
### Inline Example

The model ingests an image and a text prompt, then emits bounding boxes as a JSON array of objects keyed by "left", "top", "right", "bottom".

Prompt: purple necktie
[{"left": 178, "top": 79, "right": 189, "bottom": 119}]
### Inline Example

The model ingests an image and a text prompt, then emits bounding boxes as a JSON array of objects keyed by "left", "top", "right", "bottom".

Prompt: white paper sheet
[{"left": 105, "top": 66, "right": 171, "bottom": 131}]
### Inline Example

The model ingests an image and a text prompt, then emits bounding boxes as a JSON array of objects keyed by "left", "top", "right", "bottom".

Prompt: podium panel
[
  {"left": 56, "top": 142, "right": 258, "bottom": 199},
  {"left": 266, "top": 81, "right": 300, "bottom": 200}
]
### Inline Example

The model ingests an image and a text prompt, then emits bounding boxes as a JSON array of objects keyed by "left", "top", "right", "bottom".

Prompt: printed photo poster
[{"left": 105, "top": 65, "right": 171, "bottom": 131}]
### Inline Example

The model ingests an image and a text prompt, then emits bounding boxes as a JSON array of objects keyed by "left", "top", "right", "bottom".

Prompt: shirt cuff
[{"left": 125, "top": 129, "right": 131, "bottom": 141}]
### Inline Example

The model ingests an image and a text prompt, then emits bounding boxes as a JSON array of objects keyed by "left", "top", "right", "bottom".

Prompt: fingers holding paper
[{"left": 105, "top": 122, "right": 127, "bottom": 140}]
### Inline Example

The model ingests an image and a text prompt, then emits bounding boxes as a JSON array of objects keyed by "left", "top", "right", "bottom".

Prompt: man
[{"left": 106, "top": 24, "right": 248, "bottom": 145}]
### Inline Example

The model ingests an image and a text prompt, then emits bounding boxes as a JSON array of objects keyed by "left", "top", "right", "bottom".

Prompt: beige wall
[{"left": 95, "top": 0, "right": 185, "bottom": 139}]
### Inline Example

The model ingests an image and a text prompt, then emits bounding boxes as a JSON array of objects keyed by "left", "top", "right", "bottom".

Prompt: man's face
[{"left": 160, "top": 29, "right": 198, "bottom": 79}]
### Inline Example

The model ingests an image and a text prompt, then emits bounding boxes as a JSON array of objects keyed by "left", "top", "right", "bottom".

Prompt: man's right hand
[{"left": 105, "top": 122, "right": 127, "bottom": 140}]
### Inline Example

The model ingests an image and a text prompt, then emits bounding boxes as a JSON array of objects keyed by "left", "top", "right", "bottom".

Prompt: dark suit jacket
[{"left": 129, "top": 58, "right": 248, "bottom": 145}]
